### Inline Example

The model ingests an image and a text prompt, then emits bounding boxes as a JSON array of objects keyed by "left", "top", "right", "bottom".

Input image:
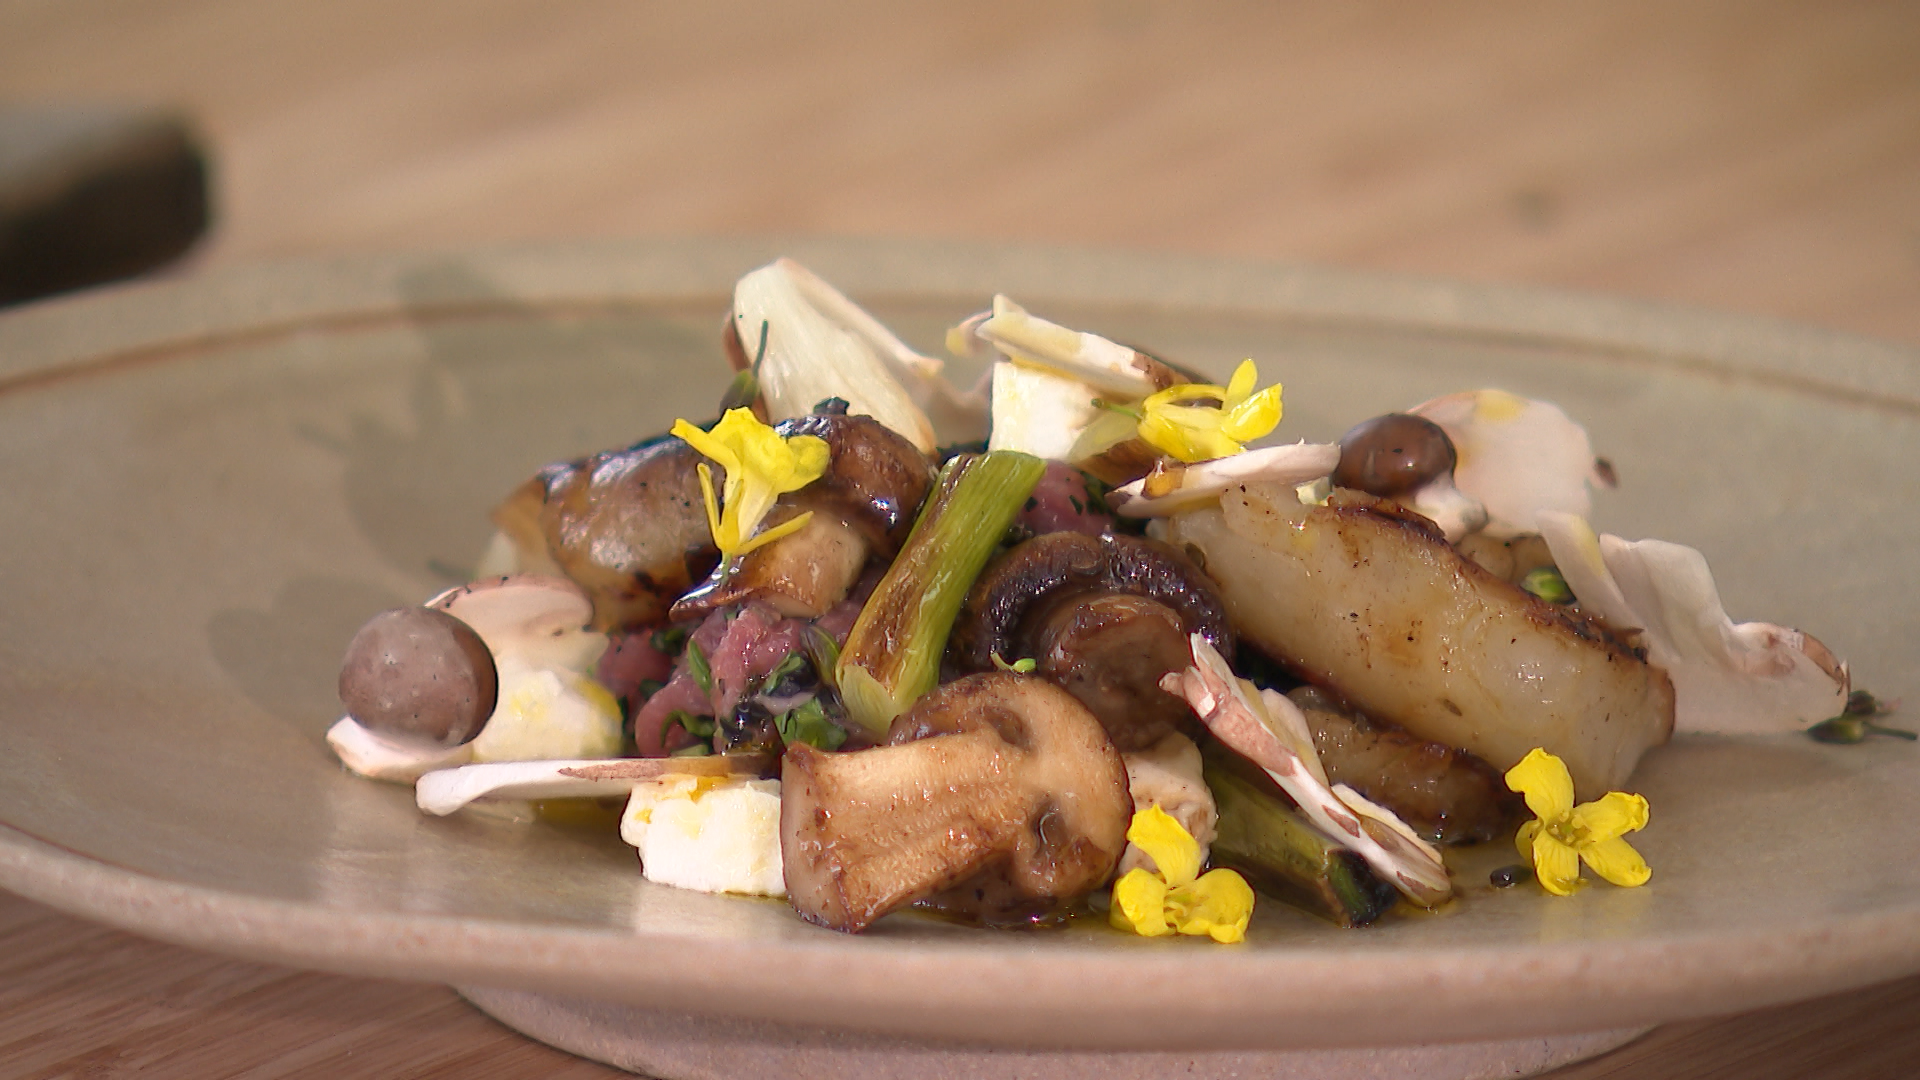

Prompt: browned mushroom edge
[
  {"left": 948, "top": 532, "right": 1233, "bottom": 751},
  {"left": 779, "top": 672, "right": 1131, "bottom": 934},
  {"left": 492, "top": 433, "right": 718, "bottom": 631},
  {"left": 671, "top": 410, "right": 935, "bottom": 620}
]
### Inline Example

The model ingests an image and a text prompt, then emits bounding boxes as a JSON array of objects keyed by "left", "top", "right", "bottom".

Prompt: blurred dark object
[{"left": 0, "top": 106, "right": 211, "bottom": 306}]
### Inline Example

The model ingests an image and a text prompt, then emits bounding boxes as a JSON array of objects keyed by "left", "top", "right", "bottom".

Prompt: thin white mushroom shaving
[
  {"left": 733, "top": 259, "right": 987, "bottom": 454},
  {"left": 416, "top": 755, "right": 766, "bottom": 816},
  {"left": 1410, "top": 390, "right": 1612, "bottom": 538},
  {"left": 327, "top": 716, "right": 473, "bottom": 783},
  {"left": 958, "top": 295, "right": 1165, "bottom": 400},
  {"left": 1110, "top": 442, "right": 1341, "bottom": 517},
  {"left": 1161, "top": 633, "right": 1453, "bottom": 906},
  {"left": 1538, "top": 511, "right": 1849, "bottom": 734}
]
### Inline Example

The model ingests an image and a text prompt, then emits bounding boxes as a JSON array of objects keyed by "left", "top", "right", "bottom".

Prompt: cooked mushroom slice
[
  {"left": 491, "top": 436, "right": 718, "bottom": 630},
  {"left": 672, "top": 412, "right": 934, "bottom": 620},
  {"left": 1289, "top": 686, "right": 1520, "bottom": 845},
  {"left": 950, "top": 532, "right": 1233, "bottom": 750},
  {"left": 416, "top": 753, "right": 773, "bottom": 816},
  {"left": 1162, "top": 483, "right": 1675, "bottom": 800},
  {"left": 780, "top": 673, "right": 1131, "bottom": 934}
]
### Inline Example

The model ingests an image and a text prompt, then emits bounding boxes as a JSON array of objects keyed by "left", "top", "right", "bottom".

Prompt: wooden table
[{"left": 2, "top": 3, "right": 1917, "bottom": 1076}]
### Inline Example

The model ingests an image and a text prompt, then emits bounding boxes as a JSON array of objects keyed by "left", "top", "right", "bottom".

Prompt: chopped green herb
[
  {"left": 1808, "top": 691, "right": 1910, "bottom": 743},
  {"left": 650, "top": 625, "right": 690, "bottom": 655},
  {"left": 991, "top": 653, "right": 1038, "bottom": 674},
  {"left": 803, "top": 626, "right": 841, "bottom": 690},
  {"left": 1521, "top": 567, "right": 1573, "bottom": 604},
  {"left": 774, "top": 698, "right": 847, "bottom": 751},
  {"left": 686, "top": 640, "right": 713, "bottom": 693},
  {"left": 761, "top": 651, "right": 809, "bottom": 691},
  {"left": 669, "top": 743, "right": 714, "bottom": 757},
  {"left": 659, "top": 709, "right": 716, "bottom": 748}
]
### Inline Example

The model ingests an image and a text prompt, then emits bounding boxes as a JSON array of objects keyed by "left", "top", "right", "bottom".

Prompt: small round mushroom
[
  {"left": 1333, "top": 413, "right": 1456, "bottom": 498},
  {"left": 338, "top": 606, "right": 497, "bottom": 751},
  {"left": 780, "top": 673, "right": 1131, "bottom": 933},
  {"left": 950, "top": 532, "right": 1232, "bottom": 750},
  {"left": 671, "top": 411, "right": 934, "bottom": 620}
]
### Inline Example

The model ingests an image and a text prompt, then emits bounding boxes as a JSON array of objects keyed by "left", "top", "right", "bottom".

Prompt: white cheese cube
[{"left": 621, "top": 776, "right": 785, "bottom": 897}]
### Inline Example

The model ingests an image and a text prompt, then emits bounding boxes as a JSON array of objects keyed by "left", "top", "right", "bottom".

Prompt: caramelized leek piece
[
  {"left": 837, "top": 451, "right": 1045, "bottom": 735},
  {"left": 1201, "top": 743, "right": 1399, "bottom": 928}
]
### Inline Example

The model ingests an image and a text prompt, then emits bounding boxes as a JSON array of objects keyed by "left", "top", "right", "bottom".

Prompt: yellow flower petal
[
  {"left": 1222, "top": 385, "right": 1283, "bottom": 442},
  {"left": 1126, "top": 804, "right": 1204, "bottom": 887},
  {"left": 733, "top": 509, "right": 813, "bottom": 558},
  {"left": 1569, "top": 791, "right": 1649, "bottom": 844},
  {"left": 1167, "top": 868, "right": 1254, "bottom": 944},
  {"left": 1530, "top": 830, "right": 1584, "bottom": 896},
  {"left": 1504, "top": 748, "right": 1575, "bottom": 824},
  {"left": 1515, "top": 819, "right": 1540, "bottom": 862},
  {"left": 1579, "top": 835, "right": 1652, "bottom": 888},
  {"left": 1110, "top": 868, "right": 1173, "bottom": 936},
  {"left": 672, "top": 411, "right": 830, "bottom": 560},
  {"left": 1224, "top": 359, "right": 1258, "bottom": 405}
]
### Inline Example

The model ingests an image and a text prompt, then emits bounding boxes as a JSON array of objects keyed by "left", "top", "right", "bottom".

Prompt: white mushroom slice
[
  {"left": 327, "top": 715, "right": 474, "bottom": 783},
  {"left": 1162, "top": 634, "right": 1453, "bottom": 906},
  {"left": 970, "top": 295, "right": 1164, "bottom": 400},
  {"left": 1409, "top": 390, "right": 1610, "bottom": 538},
  {"left": 416, "top": 754, "right": 770, "bottom": 816},
  {"left": 1539, "top": 512, "right": 1849, "bottom": 735},
  {"left": 1118, "top": 732, "right": 1218, "bottom": 877},
  {"left": 1110, "top": 442, "right": 1341, "bottom": 518},
  {"left": 985, "top": 359, "right": 1105, "bottom": 460},
  {"left": 427, "top": 574, "right": 606, "bottom": 673},
  {"left": 732, "top": 260, "right": 964, "bottom": 453}
]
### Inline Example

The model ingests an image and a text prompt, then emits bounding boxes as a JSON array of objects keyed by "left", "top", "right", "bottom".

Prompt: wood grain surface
[{"left": 2, "top": 2, "right": 1918, "bottom": 1077}]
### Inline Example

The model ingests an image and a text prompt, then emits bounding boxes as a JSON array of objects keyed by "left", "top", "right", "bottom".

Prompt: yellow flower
[
  {"left": 1134, "top": 360, "right": 1283, "bottom": 463},
  {"left": 670, "top": 409, "right": 830, "bottom": 561},
  {"left": 1504, "top": 747, "right": 1651, "bottom": 896},
  {"left": 1109, "top": 804, "right": 1254, "bottom": 943}
]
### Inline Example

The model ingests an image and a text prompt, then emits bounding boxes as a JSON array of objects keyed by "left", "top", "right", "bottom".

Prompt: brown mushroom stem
[{"left": 780, "top": 673, "right": 1131, "bottom": 934}]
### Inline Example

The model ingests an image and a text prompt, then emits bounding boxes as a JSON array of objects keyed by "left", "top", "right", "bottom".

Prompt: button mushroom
[
  {"left": 949, "top": 532, "right": 1233, "bottom": 751},
  {"left": 490, "top": 435, "right": 718, "bottom": 630},
  {"left": 337, "top": 606, "right": 497, "bottom": 751},
  {"left": 671, "top": 410, "right": 934, "bottom": 620},
  {"left": 779, "top": 673, "right": 1131, "bottom": 933}
]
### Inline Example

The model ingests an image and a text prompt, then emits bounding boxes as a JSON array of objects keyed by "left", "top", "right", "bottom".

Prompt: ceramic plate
[{"left": 2, "top": 239, "right": 1917, "bottom": 1052}]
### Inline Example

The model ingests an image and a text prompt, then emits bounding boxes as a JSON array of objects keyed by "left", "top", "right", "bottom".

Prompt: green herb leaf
[
  {"left": 669, "top": 743, "right": 714, "bottom": 757},
  {"left": 774, "top": 698, "right": 848, "bottom": 751},
  {"left": 760, "top": 651, "right": 809, "bottom": 692},
  {"left": 991, "top": 653, "right": 1037, "bottom": 674},
  {"left": 650, "top": 625, "right": 690, "bottom": 655},
  {"left": 659, "top": 709, "right": 716, "bottom": 749},
  {"left": 686, "top": 640, "right": 713, "bottom": 694}
]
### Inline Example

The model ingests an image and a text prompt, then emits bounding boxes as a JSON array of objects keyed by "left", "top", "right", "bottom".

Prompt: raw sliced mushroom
[
  {"left": 427, "top": 573, "right": 606, "bottom": 672},
  {"left": 1162, "top": 634, "right": 1453, "bottom": 907},
  {"left": 732, "top": 259, "right": 985, "bottom": 453},
  {"left": 1108, "top": 442, "right": 1341, "bottom": 518},
  {"left": 327, "top": 715, "right": 474, "bottom": 783},
  {"left": 1539, "top": 511, "right": 1849, "bottom": 734},
  {"left": 416, "top": 753, "right": 774, "bottom": 816},
  {"left": 490, "top": 437, "right": 718, "bottom": 630},
  {"left": 672, "top": 411, "right": 934, "bottom": 620},
  {"left": 959, "top": 295, "right": 1187, "bottom": 400},
  {"left": 780, "top": 673, "right": 1131, "bottom": 933},
  {"left": 950, "top": 532, "right": 1232, "bottom": 750},
  {"left": 1408, "top": 390, "right": 1612, "bottom": 539}
]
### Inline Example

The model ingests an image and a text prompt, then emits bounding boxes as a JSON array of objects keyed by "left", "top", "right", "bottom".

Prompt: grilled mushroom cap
[
  {"left": 672, "top": 411, "right": 934, "bottom": 620},
  {"left": 491, "top": 436, "right": 716, "bottom": 631},
  {"left": 780, "top": 673, "right": 1130, "bottom": 934},
  {"left": 950, "top": 532, "right": 1232, "bottom": 750}
]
